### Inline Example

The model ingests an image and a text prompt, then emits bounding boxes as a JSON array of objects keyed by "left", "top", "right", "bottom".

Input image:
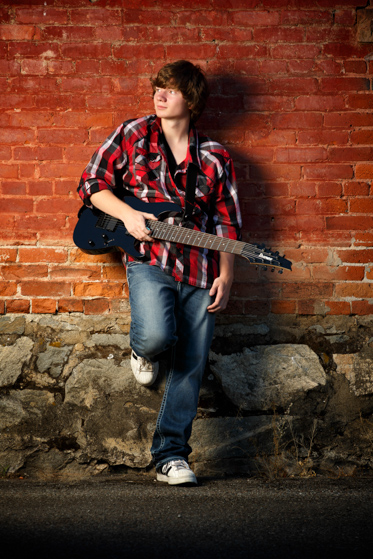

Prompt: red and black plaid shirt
[{"left": 78, "top": 115, "right": 241, "bottom": 289}]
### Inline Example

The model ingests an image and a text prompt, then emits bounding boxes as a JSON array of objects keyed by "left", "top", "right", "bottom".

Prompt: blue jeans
[{"left": 126, "top": 262, "right": 216, "bottom": 470}]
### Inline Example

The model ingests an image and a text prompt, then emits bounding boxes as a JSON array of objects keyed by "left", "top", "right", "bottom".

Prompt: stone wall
[{"left": 1, "top": 313, "right": 372, "bottom": 479}]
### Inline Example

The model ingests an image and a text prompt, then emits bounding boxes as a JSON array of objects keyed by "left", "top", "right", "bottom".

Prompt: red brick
[
  {"left": 350, "top": 198, "right": 373, "bottom": 213},
  {"left": 272, "top": 44, "right": 321, "bottom": 60},
  {"left": 21, "top": 59, "right": 47, "bottom": 76},
  {"left": 21, "top": 281, "right": 70, "bottom": 297},
  {"left": 289, "top": 182, "right": 317, "bottom": 197},
  {"left": 313, "top": 265, "right": 365, "bottom": 282},
  {"left": 356, "top": 164, "right": 373, "bottom": 180},
  {"left": 328, "top": 147, "right": 373, "bottom": 162},
  {"left": 323, "top": 43, "right": 372, "bottom": 59},
  {"left": 0, "top": 128, "right": 35, "bottom": 144},
  {"left": 325, "top": 301, "right": 351, "bottom": 315},
  {"left": 317, "top": 183, "right": 342, "bottom": 197},
  {"left": 281, "top": 10, "right": 331, "bottom": 25},
  {"left": 350, "top": 130, "right": 373, "bottom": 145},
  {"left": 298, "top": 130, "right": 349, "bottom": 146},
  {"left": 347, "top": 95, "right": 373, "bottom": 110},
  {"left": 326, "top": 216, "right": 373, "bottom": 231},
  {"left": 37, "top": 129, "right": 88, "bottom": 144},
  {"left": 18, "top": 248, "right": 67, "bottom": 263},
  {"left": 270, "top": 300, "right": 296, "bottom": 314},
  {"left": 250, "top": 164, "right": 301, "bottom": 181},
  {"left": 337, "top": 249, "right": 373, "bottom": 264},
  {"left": 73, "top": 282, "right": 123, "bottom": 298},
  {"left": 344, "top": 60, "right": 368, "bottom": 74},
  {"left": 16, "top": 8, "right": 69, "bottom": 25},
  {"left": 297, "top": 198, "right": 347, "bottom": 215},
  {"left": 272, "top": 113, "right": 322, "bottom": 130},
  {"left": 351, "top": 301, "right": 373, "bottom": 316},
  {"left": 6, "top": 299, "right": 31, "bottom": 313},
  {"left": 276, "top": 147, "right": 327, "bottom": 163},
  {"left": 343, "top": 182, "right": 369, "bottom": 196},
  {"left": 354, "top": 232, "right": 373, "bottom": 246},
  {"left": 84, "top": 298, "right": 110, "bottom": 315},
  {"left": 1, "top": 264, "right": 48, "bottom": 280},
  {"left": 253, "top": 27, "right": 303, "bottom": 43},
  {"left": 1, "top": 199, "right": 33, "bottom": 214},
  {"left": 0, "top": 249, "right": 17, "bottom": 264},
  {"left": 303, "top": 165, "right": 353, "bottom": 180},
  {"left": 0, "top": 282, "right": 17, "bottom": 296},
  {"left": 268, "top": 78, "right": 318, "bottom": 95},
  {"left": 335, "top": 283, "right": 373, "bottom": 298},
  {"left": 295, "top": 95, "right": 345, "bottom": 111},
  {"left": 321, "top": 77, "right": 370, "bottom": 92},
  {"left": 232, "top": 10, "right": 280, "bottom": 26},
  {"left": 58, "top": 298, "right": 84, "bottom": 313},
  {"left": 282, "top": 282, "right": 333, "bottom": 299},
  {"left": 0, "top": 24, "right": 35, "bottom": 41},
  {"left": 32, "top": 299, "right": 57, "bottom": 314},
  {"left": 324, "top": 112, "right": 373, "bottom": 128}
]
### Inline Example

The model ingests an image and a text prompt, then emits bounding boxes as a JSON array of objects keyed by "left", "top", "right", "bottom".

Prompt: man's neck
[{"left": 161, "top": 116, "right": 190, "bottom": 164}]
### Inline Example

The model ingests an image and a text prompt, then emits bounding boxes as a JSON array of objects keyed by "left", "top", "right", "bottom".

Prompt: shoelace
[
  {"left": 163, "top": 459, "right": 189, "bottom": 474},
  {"left": 137, "top": 356, "right": 153, "bottom": 371}
]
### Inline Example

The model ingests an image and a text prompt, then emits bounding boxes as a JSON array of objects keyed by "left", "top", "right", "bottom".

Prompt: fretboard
[{"left": 146, "top": 219, "right": 243, "bottom": 255}]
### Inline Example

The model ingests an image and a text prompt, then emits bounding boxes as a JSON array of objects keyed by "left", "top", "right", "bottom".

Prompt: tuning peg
[
  {"left": 278, "top": 269, "right": 283, "bottom": 274},
  {"left": 271, "top": 268, "right": 275, "bottom": 272},
  {"left": 263, "top": 266, "right": 267, "bottom": 271}
]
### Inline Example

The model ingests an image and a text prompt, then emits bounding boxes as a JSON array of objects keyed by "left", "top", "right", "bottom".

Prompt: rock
[
  {"left": 334, "top": 351, "right": 373, "bottom": 396},
  {"left": 0, "top": 337, "right": 34, "bottom": 388},
  {"left": 65, "top": 358, "right": 135, "bottom": 408},
  {"left": 85, "top": 333, "right": 130, "bottom": 349},
  {"left": 210, "top": 344, "right": 326, "bottom": 412},
  {"left": 36, "top": 345, "right": 73, "bottom": 378}
]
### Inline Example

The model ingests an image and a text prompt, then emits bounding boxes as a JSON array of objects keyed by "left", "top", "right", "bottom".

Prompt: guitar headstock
[{"left": 240, "top": 243, "right": 292, "bottom": 273}]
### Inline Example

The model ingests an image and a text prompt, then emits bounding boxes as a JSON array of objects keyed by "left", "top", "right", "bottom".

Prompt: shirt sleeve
[
  {"left": 77, "top": 124, "right": 128, "bottom": 207},
  {"left": 213, "top": 156, "right": 242, "bottom": 241}
]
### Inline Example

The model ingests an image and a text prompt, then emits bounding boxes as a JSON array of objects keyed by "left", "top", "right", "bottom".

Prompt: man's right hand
[{"left": 90, "top": 190, "right": 157, "bottom": 243}]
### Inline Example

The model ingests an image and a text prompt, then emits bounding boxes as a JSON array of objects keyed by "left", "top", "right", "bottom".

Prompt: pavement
[{"left": 0, "top": 474, "right": 372, "bottom": 559}]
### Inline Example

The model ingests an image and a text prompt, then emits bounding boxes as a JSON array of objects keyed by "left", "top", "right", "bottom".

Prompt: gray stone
[
  {"left": 36, "top": 345, "right": 73, "bottom": 378},
  {"left": 0, "top": 337, "right": 34, "bottom": 388},
  {"left": 85, "top": 333, "right": 130, "bottom": 349},
  {"left": 0, "top": 316, "right": 25, "bottom": 335},
  {"left": 65, "top": 358, "right": 135, "bottom": 408},
  {"left": 210, "top": 344, "right": 327, "bottom": 412}
]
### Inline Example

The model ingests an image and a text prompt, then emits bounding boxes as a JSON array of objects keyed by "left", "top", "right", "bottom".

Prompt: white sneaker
[
  {"left": 156, "top": 459, "right": 197, "bottom": 485},
  {"left": 131, "top": 351, "right": 159, "bottom": 386}
]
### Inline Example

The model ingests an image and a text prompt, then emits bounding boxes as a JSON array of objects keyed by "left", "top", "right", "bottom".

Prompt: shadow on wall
[{"left": 199, "top": 73, "right": 280, "bottom": 321}]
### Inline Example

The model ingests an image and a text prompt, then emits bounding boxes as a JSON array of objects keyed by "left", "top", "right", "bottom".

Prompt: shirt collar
[{"left": 150, "top": 116, "right": 201, "bottom": 170}]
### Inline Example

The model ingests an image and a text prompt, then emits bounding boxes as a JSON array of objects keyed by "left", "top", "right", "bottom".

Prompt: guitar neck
[{"left": 146, "top": 219, "right": 243, "bottom": 255}]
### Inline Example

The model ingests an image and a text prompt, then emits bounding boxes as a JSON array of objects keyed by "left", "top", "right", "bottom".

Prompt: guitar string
[{"left": 98, "top": 214, "right": 285, "bottom": 264}]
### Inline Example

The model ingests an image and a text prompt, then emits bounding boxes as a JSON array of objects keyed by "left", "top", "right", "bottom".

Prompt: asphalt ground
[{"left": 0, "top": 475, "right": 372, "bottom": 559}]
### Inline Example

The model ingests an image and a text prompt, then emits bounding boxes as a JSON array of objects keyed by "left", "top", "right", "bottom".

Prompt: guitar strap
[{"left": 182, "top": 162, "right": 198, "bottom": 224}]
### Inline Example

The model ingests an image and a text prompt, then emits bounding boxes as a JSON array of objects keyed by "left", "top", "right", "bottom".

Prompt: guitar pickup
[{"left": 96, "top": 214, "right": 117, "bottom": 232}]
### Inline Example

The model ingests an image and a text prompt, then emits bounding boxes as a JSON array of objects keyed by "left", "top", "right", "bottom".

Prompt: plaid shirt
[{"left": 78, "top": 115, "right": 242, "bottom": 289}]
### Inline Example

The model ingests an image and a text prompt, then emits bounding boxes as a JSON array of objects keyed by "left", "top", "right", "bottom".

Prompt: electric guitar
[{"left": 73, "top": 197, "right": 292, "bottom": 273}]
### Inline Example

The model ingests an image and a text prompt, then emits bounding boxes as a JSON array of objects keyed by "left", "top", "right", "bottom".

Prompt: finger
[{"left": 143, "top": 212, "right": 157, "bottom": 221}]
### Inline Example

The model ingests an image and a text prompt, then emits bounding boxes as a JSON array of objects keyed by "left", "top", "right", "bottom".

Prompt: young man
[{"left": 77, "top": 60, "right": 241, "bottom": 485}]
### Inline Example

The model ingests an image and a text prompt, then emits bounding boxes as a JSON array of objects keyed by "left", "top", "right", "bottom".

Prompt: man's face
[{"left": 153, "top": 86, "right": 190, "bottom": 121}]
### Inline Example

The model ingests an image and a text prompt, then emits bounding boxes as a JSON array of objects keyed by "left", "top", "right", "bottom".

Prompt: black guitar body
[{"left": 73, "top": 198, "right": 182, "bottom": 258}]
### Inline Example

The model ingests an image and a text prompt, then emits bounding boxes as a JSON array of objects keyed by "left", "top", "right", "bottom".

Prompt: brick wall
[{"left": 0, "top": 0, "right": 372, "bottom": 319}]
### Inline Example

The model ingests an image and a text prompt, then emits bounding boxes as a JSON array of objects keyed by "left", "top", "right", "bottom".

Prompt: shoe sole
[{"left": 156, "top": 472, "right": 198, "bottom": 486}]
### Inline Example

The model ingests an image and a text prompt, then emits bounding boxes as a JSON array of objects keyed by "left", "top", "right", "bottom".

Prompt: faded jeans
[{"left": 126, "top": 262, "right": 216, "bottom": 470}]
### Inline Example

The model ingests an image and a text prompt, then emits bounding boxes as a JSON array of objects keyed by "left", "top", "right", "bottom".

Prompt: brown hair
[{"left": 150, "top": 60, "right": 209, "bottom": 123}]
